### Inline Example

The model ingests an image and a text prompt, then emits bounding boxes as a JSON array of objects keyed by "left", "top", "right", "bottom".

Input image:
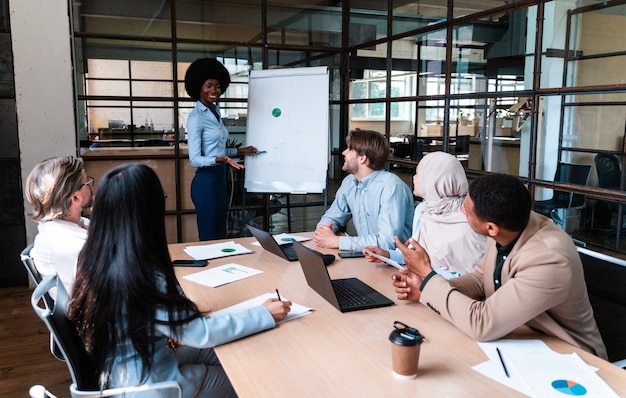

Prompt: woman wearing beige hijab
[{"left": 364, "top": 151, "right": 485, "bottom": 277}]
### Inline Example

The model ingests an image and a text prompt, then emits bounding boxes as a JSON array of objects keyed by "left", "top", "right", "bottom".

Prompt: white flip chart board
[{"left": 244, "top": 66, "right": 329, "bottom": 194}]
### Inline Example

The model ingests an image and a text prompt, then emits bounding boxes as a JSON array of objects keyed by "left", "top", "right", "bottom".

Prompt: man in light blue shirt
[{"left": 314, "top": 129, "right": 414, "bottom": 251}]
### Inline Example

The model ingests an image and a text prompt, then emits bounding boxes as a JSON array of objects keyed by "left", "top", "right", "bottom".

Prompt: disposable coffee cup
[{"left": 389, "top": 320, "right": 423, "bottom": 379}]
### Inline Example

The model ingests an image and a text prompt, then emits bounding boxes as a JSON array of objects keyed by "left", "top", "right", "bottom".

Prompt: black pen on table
[
  {"left": 275, "top": 288, "right": 282, "bottom": 301},
  {"left": 496, "top": 347, "right": 510, "bottom": 378}
]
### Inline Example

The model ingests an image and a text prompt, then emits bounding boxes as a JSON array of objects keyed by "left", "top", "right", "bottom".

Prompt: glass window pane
[
  {"left": 573, "top": 5, "right": 626, "bottom": 57},
  {"left": 266, "top": 49, "right": 337, "bottom": 70},
  {"left": 541, "top": 2, "right": 626, "bottom": 89},
  {"left": 176, "top": 43, "right": 262, "bottom": 68},
  {"left": 131, "top": 60, "right": 172, "bottom": 79},
  {"left": 391, "top": 99, "right": 417, "bottom": 139},
  {"left": 0, "top": 33, "right": 14, "bottom": 97},
  {"left": 349, "top": 1, "right": 387, "bottom": 47},
  {"left": 392, "top": 0, "right": 447, "bottom": 36},
  {"left": 77, "top": 0, "right": 172, "bottom": 37},
  {"left": 132, "top": 106, "right": 175, "bottom": 133},
  {"left": 398, "top": 29, "right": 447, "bottom": 96},
  {"left": 0, "top": 100, "right": 17, "bottom": 157},
  {"left": 87, "top": 59, "right": 129, "bottom": 79},
  {"left": 370, "top": 102, "right": 384, "bottom": 118},
  {"left": 132, "top": 81, "right": 173, "bottom": 97},
  {"left": 87, "top": 104, "right": 131, "bottom": 137},
  {"left": 390, "top": 39, "right": 417, "bottom": 97},
  {"left": 176, "top": 0, "right": 261, "bottom": 42},
  {"left": 450, "top": 10, "right": 532, "bottom": 95},
  {"left": 465, "top": 94, "right": 524, "bottom": 176},
  {"left": 0, "top": 0, "right": 8, "bottom": 29},
  {"left": 82, "top": 38, "right": 173, "bottom": 71},
  {"left": 563, "top": 3, "right": 626, "bottom": 89},
  {"left": 87, "top": 77, "right": 130, "bottom": 97},
  {"left": 556, "top": 93, "right": 626, "bottom": 159},
  {"left": 453, "top": 0, "right": 512, "bottom": 18},
  {"left": 267, "top": 1, "right": 341, "bottom": 48}
]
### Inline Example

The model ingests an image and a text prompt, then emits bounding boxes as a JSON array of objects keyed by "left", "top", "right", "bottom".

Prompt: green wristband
[{"left": 419, "top": 270, "right": 438, "bottom": 291}]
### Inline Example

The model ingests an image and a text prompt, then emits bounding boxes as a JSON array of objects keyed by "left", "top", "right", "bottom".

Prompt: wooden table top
[{"left": 171, "top": 234, "right": 626, "bottom": 397}]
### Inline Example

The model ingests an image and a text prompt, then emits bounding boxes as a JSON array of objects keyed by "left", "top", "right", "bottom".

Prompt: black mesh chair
[
  {"left": 591, "top": 153, "right": 626, "bottom": 234},
  {"left": 30, "top": 273, "right": 182, "bottom": 398},
  {"left": 595, "top": 153, "right": 622, "bottom": 190},
  {"left": 535, "top": 162, "right": 592, "bottom": 229}
]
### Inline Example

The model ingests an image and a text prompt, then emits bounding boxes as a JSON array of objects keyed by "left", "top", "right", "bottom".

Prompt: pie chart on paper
[{"left": 551, "top": 379, "right": 588, "bottom": 396}]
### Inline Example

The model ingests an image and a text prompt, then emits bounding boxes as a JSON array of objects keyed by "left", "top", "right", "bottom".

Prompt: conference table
[{"left": 170, "top": 234, "right": 626, "bottom": 397}]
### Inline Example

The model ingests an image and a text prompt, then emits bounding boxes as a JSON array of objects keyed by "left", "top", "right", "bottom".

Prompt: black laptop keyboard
[{"left": 332, "top": 279, "right": 374, "bottom": 307}]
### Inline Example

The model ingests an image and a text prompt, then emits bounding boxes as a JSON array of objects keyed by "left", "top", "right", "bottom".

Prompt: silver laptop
[
  {"left": 246, "top": 224, "right": 335, "bottom": 265},
  {"left": 292, "top": 241, "right": 394, "bottom": 312}
]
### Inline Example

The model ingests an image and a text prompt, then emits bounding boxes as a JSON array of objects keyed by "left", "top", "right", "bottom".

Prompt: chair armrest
[{"left": 69, "top": 380, "right": 182, "bottom": 398}]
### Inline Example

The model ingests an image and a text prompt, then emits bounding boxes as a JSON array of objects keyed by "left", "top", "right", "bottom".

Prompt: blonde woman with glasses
[{"left": 24, "top": 155, "right": 93, "bottom": 294}]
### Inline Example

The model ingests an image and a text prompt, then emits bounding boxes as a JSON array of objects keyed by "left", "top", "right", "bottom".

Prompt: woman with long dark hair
[{"left": 69, "top": 163, "right": 291, "bottom": 397}]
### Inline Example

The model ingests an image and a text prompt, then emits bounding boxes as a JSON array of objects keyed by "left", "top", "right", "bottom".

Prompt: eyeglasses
[{"left": 82, "top": 176, "right": 95, "bottom": 187}]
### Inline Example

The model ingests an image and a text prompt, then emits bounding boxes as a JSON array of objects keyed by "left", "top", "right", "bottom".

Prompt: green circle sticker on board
[{"left": 272, "top": 108, "right": 282, "bottom": 117}]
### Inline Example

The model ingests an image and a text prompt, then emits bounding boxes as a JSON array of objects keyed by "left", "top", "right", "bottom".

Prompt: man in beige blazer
[{"left": 392, "top": 173, "right": 607, "bottom": 359}]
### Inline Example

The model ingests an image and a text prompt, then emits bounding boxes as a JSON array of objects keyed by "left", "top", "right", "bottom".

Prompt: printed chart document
[
  {"left": 506, "top": 351, "right": 618, "bottom": 398},
  {"left": 211, "top": 292, "right": 313, "bottom": 324},
  {"left": 473, "top": 339, "right": 617, "bottom": 397},
  {"left": 183, "top": 263, "right": 262, "bottom": 287},
  {"left": 250, "top": 233, "right": 311, "bottom": 246},
  {"left": 184, "top": 241, "right": 253, "bottom": 260},
  {"left": 362, "top": 249, "right": 406, "bottom": 270}
]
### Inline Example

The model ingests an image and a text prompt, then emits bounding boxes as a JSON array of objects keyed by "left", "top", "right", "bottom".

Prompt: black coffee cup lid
[{"left": 389, "top": 320, "right": 424, "bottom": 346}]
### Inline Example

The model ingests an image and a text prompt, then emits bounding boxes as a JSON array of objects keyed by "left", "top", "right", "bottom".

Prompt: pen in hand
[
  {"left": 275, "top": 288, "right": 282, "bottom": 301},
  {"left": 496, "top": 347, "right": 510, "bottom": 378}
]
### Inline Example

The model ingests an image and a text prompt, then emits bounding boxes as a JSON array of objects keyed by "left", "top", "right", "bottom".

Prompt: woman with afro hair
[{"left": 184, "top": 58, "right": 258, "bottom": 240}]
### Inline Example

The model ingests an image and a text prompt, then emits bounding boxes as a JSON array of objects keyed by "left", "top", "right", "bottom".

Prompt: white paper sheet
[
  {"left": 362, "top": 249, "right": 406, "bottom": 270},
  {"left": 184, "top": 241, "right": 253, "bottom": 259},
  {"left": 473, "top": 340, "right": 617, "bottom": 397},
  {"left": 506, "top": 351, "right": 618, "bottom": 398},
  {"left": 183, "top": 263, "right": 262, "bottom": 287},
  {"left": 211, "top": 292, "right": 313, "bottom": 324},
  {"left": 473, "top": 340, "right": 553, "bottom": 396}
]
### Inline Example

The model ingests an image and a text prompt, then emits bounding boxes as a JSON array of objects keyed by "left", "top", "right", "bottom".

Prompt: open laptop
[
  {"left": 246, "top": 224, "right": 335, "bottom": 266},
  {"left": 292, "top": 241, "right": 394, "bottom": 312}
]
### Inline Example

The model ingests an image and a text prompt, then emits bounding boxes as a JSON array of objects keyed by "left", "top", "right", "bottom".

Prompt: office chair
[
  {"left": 21, "top": 243, "right": 64, "bottom": 361},
  {"left": 595, "top": 153, "right": 622, "bottom": 190},
  {"left": 588, "top": 153, "right": 626, "bottom": 243},
  {"left": 534, "top": 162, "right": 592, "bottom": 229},
  {"left": 31, "top": 273, "right": 182, "bottom": 398}
]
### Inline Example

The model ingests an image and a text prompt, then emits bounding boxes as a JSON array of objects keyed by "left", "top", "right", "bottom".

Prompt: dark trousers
[{"left": 191, "top": 164, "right": 228, "bottom": 240}]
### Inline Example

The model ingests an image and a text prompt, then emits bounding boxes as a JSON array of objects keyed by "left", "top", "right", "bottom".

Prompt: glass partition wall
[{"left": 71, "top": 1, "right": 626, "bottom": 254}]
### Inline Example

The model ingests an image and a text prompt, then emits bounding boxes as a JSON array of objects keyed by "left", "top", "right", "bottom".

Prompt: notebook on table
[
  {"left": 246, "top": 224, "right": 335, "bottom": 265},
  {"left": 292, "top": 241, "right": 394, "bottom": 313}
]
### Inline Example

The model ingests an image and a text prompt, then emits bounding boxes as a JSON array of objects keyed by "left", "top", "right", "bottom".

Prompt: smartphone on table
[
  {"left": 338, "top": 251, "right": 365, "bottom": 259},
  {"left": 172, "top": 259, "right": 208, "bottom": 267}
]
